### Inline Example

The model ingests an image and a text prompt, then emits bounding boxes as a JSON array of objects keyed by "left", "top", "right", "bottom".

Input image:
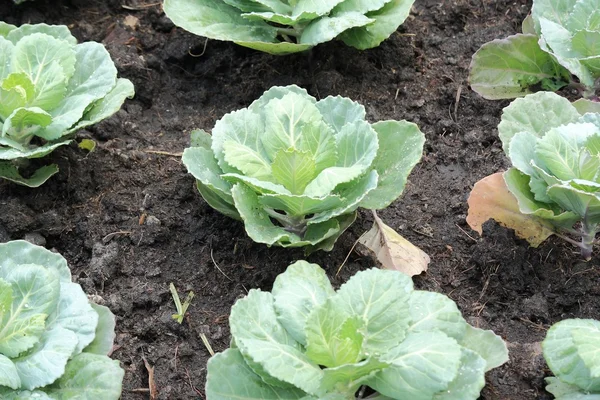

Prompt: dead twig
[
  {"left": 142, "top": 356, "right": 158, "bottom": 400},
  {"left": 144, "top": 150, "right": 183, "bottom": 157},
  {"left": 122, "top": 3, "right": 161, "bottom": 10}
]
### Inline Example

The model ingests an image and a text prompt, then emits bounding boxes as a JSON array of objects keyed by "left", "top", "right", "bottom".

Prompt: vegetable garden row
[{"left": 1, "top": 0, "right": 599, "bottom": 399}]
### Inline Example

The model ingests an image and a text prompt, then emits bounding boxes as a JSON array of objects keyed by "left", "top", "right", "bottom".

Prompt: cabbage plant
[
  {"left": 206, "top": 261, "right": 509, "bottom": 399},
  {"left": 0, "top": 22, "right": 135, "bottom": 187},
  {"left": 163, "top": 0, "right": 415, "bottom": 55},
  {"left": 182, "top": 85, "right": 424, "bottom": 252},
  {"left": 467, "top": 92, "right": 600, "bottom": 259},
  {"left": 0, "top": 240, "right": 124, "bottom": 398},
  {"left": 469, "top": 0, "right": 600, "bottom": 100},
  {"left": 543, "top": 319, "right": 600, "bottom": 399}
]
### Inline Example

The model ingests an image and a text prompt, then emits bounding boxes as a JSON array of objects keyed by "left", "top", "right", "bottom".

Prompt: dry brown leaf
[
  {"left": 359, "top": 211, "right": 430, "bottom": 277},
  {"left": 466, "top": 172, "right": 554, "bottom": 246}
]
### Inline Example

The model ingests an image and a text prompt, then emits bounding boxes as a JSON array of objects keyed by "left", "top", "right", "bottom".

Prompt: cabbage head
[
  {"left": 470, "top": 0, "right": 600, "bottom": 99},
  {"left": 163, "top": 0, "right": 415, "bottom": 55},
  {"left": 182, "top": 85, "right": 424, "bottom": 252},
  {"left": 0, "top": 22, "right": 135, "bottom": 187},
  {"left": 0, "top": 240, "right": 124, "bottom": 399},
  {"left": 500, "top": 92, "right": 600, "bottom": 259},
  {"left": 206, "top": 261, "right": 509, "bottom": 399}
]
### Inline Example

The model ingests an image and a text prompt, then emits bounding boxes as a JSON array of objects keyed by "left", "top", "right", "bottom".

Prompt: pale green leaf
[
  {"left": 573, "top": 99, "right": 600, "bottom": 116},
  {"left": 222, "top": 173, "right": 290, "bottom": 194},
  {"left": 272, "top": 149, "right": 317, "bottom": 194},
  {"left": 308, "top": 169, "right": 378, "bottom": 224},
  {"left": 249, "top": 86, "right": 314, "bottom": 113},
  {"left": 535, "top": 124, "right": 599, "bottom": 180},
  {"left": 190, "top": 129, "right": 212, "bottom": 149},
  {"left": 272, "top": 260, "right": 335, "bottom": 345},
  {"left": 543, "top": 319, "right": 600, "bottom": 392},
  {"left": 182, "top": 147, "right": 232, "bottom": 200},
  {"left": 222, "top": 0, "right": 271, "bottom": 12},
  {"left": 433, "top": 348, "right": 486, "bottom": 400},
  {"left": 2, "top": 107, "right": 52, "bottom": 141},
  {"left": 408, "top": 291, "right": 466, "bottom": 340},
  {"left": 0, "top": 141, "right": 70, "bottom": 161},
  {"left": 315, "top": 95, "right": 366, "bottom": 134},
  {"left": 259, "top": 193, "right": 344, "bottom": 217},
  {"left": 6, "top": 24, "right": 77, "bottom": 45},
  {"left": 231, "top": 183, "right": 303, "bottom": 246},
  {"left": 0, "top": 37, "right": 15, "bottom": 81},
  {"left": 300, "top": 12, "right": 374, "bottom": 46},
  {"left": 538, "top": 17, "right": 595, "bottom": 87},
  {"left": 572, "top": 326, "right": 600, "bottom": 378},
  {"left": 234, "top": 40, "right": 313, "bottom": 55},
  {"left": 0, "top": 163, "right": 59, "bottom": 188},
  {"left": 0, "top": 72, "right": 34, "bottom": 119},
  {"left": 304, "top": 120, "right": 378, "bottom": 197},
  {"left": 238, "top": 338, "right": 323, "bottom": 395},
  {"left": 83, "top": 303, "right": 116, "bottom": 356},
  {"left": 64, "top": 77, "right": 134, "bottom": 136},
  {"left": 0, "top": 264, "right": 60, "bottom": 357},
  {"left": 531, "top": 0, "right": 577, "bottom": 30},
  {"left": 297, "top": 121, "right": 337, "bottom": 173},
  {"left": 212, "top": 108, "right": 268, "bottom": 174},
  {"left": 293, "top": 0, "right": 345, "bottom": 17},
  {"left": 545, "top": 377, "right": 600, "bottom": 399},
  {"left": 0, "top": 354, "right": 20, "bottom": 389},
  {"left": 0, "top": 240, "right": 71, "bottom": 282},
  {"left": 359, "top": 120, "right": 424, "bottom": 209},
  {"left": 224, "top": 140, "right": 273, "bottom": 181},
  {"left": 262, "top": 92, "right": 323, "bottom": 160},
  {"left": 45, "top": 282, "right": 99, "bottom": 354},
  {"left": 163, "top": 0, "right": 278, "bottom": 43},
  {"left": 333, "top": 0, "right": 391, "bottom": 15},
  {"left": 498, "top": 91, "right": 580, "bottom": 153},
  {"left": 305, "top": 299, "right": 361, "bottom": 367},
  {"left": 469, "top": 34, "right": 570, "bottom": 100},
  {"left": 253, "top": 0, "right": 292, "bottom": 14},
  {"left": 43, "top": 352, "right": 124, "bottom": 399},
  {"left": 11, "top": 33, "right": 76, "bottom": 109},
  {"left": 368, "top": 331, "right": 462, "bottom": 399},
  {"left": 332, "top": 268, "right": 413, "bottom": 354},
  {"left": 547, "top": 183, "right": 600, "bottom": 222},
  {"left": 459, "top": 325, "right": 509, "bottom": 372},
  {"left": 14, "top": 326, "right": 78, "bottom": 390},
  {"left": 206, "top": 348, "right": 308, "bottom": 399},
  {"left": 320, "top": 357, "right": 388, "bottom": 394},
  {"left": 337, "top": 0, "right": 414, "bottom": 50},
  {"left": 196, "top": 181, "right": 241, "bottom": 220}
]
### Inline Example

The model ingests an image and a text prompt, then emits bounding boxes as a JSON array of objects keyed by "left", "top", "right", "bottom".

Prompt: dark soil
[{"left": 2, "top": 0, "right": 600, "bottom": 399}]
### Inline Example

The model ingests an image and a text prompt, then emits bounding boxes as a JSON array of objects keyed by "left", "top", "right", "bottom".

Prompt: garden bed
[{"left": 2, "top": 0, "right": 599, "bottom": 399}]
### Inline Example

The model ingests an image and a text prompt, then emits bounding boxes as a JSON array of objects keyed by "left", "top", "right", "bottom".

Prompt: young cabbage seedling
[
  {"left": 169, "top": 282, "right": 194, "bottom": 324},
  {"left": 0, "top": 22, "right": 134, "bottom": 186},
  {"left": 543, "top": 319, "right": 600, "bottom": 399},
  {"left": 467, "top": 92, "right": 600, "bottom": 259},
  {"left": 469, "top": 0, "right": 600, "bottom": 102},
  {"left": 163, "top": 0, "right": 415, "bottom": 55},
  {"left": 205, "top": 261, "right": 509, "bottom": 399},
  {"left": 182, "top": 85, "right": 425, "bottom": 254}
]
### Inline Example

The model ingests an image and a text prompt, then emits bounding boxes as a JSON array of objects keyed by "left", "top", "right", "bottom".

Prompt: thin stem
[
  {"left": 276, "top": 27, "right": 300, "bottom": 38},
  {"left": 264, "top": 208, "right": 307, "bottom": 236}
]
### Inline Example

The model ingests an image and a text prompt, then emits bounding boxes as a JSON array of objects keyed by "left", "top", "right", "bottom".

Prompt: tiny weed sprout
[
  {"left": 0, "top": 240, "right": 124, "bottom": 399},
  {"left": 469, "top": 0, "right": 600, "bottom": 100},
  {"left": 183, "top": 85, "right": 425, "bottom": 253},
  {"left": 0, "top": 22, "right": 134, "bottom": 187},
  {"left": 467, "top": 92, "right": 600, "bottom": 259},
  {"left": 163, "top": 0, "right": 415, "bottom": 55},
  {"left": 169, "top": 282, "right": 194, "bottom": 324},
  {"left": 205, "top": 261, "right": 509, "bottom": 399},
  {"left": 543, "top": 319, "right": 600, "bottom": 399}
]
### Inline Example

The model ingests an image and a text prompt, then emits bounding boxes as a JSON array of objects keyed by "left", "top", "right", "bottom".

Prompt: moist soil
[{"left": 2, "top": 0, "right": 600, "bottom": 399}]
